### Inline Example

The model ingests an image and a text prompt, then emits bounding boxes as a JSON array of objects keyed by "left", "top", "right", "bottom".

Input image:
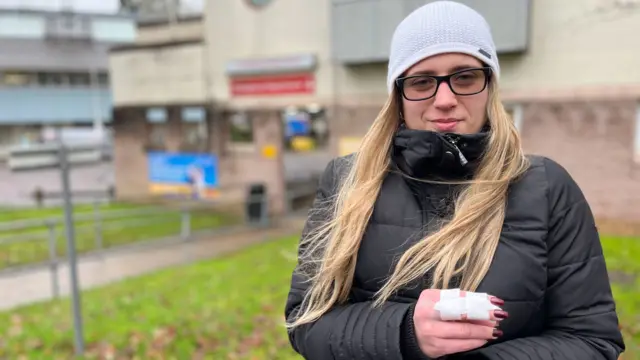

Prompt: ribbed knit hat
[{"left": 387, "top": 1, "right": 500, "bottom": 94}]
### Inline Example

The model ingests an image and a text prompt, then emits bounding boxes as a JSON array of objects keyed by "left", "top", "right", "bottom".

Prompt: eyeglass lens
[{"left": 402, "top": 69, "right": 488, "bottom": 100}]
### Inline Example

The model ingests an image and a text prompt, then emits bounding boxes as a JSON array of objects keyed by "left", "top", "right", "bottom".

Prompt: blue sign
[
  {"left": 285, "top": 113, "right": 310, "bottom": 138},
  {"left": 147, "top": 152, "right": 219, "bottom": 199}
]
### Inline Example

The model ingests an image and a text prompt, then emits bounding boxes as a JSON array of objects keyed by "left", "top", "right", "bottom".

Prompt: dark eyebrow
[{"left": 407, "top": 65, "right": 480, "bottom": 76}]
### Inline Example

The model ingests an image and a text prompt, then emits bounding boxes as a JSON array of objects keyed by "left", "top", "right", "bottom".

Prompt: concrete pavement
[{"left": 0, "top": 217, "right": 306, "bottom": 311}]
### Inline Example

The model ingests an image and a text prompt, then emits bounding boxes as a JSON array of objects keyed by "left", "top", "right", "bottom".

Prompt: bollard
[
  {"left": 180, "top": 209, "right": 193, "bottom": 264},
  {"left": 93, "top": 201, "right": 103, "bottom": 250},
  {"left": 46, "top": 220, "right": 60, "bottom": 299},
  {"left": 246, "top": 183, "right": 267, "bottom": 225}
]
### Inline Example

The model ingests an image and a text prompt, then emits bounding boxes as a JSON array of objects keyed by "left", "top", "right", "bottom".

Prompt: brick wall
[
  {"left": 111, "top": 106, "right": 286, "bottom": 215},
  {"left": 112, "top": 108, "right": 149, "bottom": 198},
  {"left": 520, "top": 100, "right": 640, "bottom": 223}
]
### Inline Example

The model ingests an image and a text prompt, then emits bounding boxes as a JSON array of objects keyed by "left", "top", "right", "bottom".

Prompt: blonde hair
[{"left": 286, "top": 80, "right": 530, "bottom": 329}]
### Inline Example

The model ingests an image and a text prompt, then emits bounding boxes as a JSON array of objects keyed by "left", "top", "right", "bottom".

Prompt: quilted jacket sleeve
[
  {"left": 284, "top": 157, "right": 415, "bottom": 360},
  {"left": 457, "top": 158, "right": 626, "bottom": 360}
]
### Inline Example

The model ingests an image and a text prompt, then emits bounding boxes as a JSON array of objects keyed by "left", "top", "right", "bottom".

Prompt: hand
[{"left": 413, "top": 289, "right": 508, "bottom": 358}]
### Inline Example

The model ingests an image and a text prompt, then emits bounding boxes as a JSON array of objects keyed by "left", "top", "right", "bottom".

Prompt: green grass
[
  {"left": 0, "top": 235, "right": 302, "bottom": 359},
  {"left": 0, "top": 203, "right": 143, "bottom": 222},
  {"left": 0, "top": 235, "right": 636, "bottom": 359},
  {"left": 0, "top": 203, "right": 241, "bottom": 270},
  {"left": 602, "top": 237, "right": 640, "bottom": 359}
]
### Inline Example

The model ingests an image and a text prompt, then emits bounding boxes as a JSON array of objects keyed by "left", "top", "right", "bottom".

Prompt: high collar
[{"left": 392, "top": 124, "right": 490, "bottom": 179}]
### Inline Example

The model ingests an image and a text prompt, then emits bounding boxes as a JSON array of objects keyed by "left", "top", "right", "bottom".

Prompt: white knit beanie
[{"left": 387, "top": 1, "right": 500, "bottom": 94}]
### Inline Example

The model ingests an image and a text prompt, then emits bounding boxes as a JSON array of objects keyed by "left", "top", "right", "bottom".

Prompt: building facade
[
  {"left": 203, "top": 0, "right": 640, "bottom": 226},
  {"left": 108, "top": 16, "right": 289, "bottom": 214},
  {"left": 0, "top": 8, "right": 137, "bottom": 158}
]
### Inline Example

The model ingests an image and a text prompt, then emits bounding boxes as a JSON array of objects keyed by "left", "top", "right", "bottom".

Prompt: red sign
[{"left": 230, "top": 73, "right": 315, "bottom": 96}]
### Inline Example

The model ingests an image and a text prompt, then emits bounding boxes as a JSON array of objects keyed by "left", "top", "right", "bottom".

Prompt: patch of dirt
[{"left": 609, "top": 270, "right": 637, "bottom": 285}]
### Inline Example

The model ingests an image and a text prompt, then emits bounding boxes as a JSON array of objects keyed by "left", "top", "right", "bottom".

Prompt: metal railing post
[
  {"left": 46, "top": 220, "right": 60, "bottom": 299},
  {"left": 181, "top": 209, "right": 191, "bottom": 241},
  {"left": 93, "top": 201, "right": 103, "bottom": 250}
]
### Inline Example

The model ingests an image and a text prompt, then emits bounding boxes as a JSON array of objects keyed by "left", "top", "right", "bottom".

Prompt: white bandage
[{"left": 434, "top": 289, "right": 501, "bottom": 321}]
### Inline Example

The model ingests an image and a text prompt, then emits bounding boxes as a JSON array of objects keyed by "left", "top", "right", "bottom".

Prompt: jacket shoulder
[
  {"left": 316, "top": 153, "right": 355, "bottom": 195},
  {"left": 521, "top": 154, "right": 588, "bottom": 213}
]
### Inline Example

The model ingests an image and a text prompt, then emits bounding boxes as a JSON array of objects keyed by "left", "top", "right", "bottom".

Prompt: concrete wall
[
  {"left": 202, "top": 0, "right": 640, "bottom": 227},
  {"left": 205, "top": 0, "right": 640, "bottom": 105},
  {"left": 204, "top": 0, "right": 336, "bottom": 108},
  {"left": 136, "top": 20, "right": 203, "bottom": 44},
  {"left": 500, "top": 0, "right": 640, "bottom": 97},
  {"left": 109, "top": 43, "right": 207, "bottom": 106}
]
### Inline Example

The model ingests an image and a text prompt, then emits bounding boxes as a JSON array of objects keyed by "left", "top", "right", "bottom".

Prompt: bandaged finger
[{"left": 434, "top": 288, "right": 502, "bottom": 321}]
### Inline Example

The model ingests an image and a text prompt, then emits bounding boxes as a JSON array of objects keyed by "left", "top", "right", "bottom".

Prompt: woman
[{"left": 284, "top": 1, "right": 625, "bottom": 359}]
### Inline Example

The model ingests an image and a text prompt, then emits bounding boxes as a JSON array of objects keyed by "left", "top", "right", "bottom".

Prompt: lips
[
  {"left": 432, "top": 118, "right": 460, "bottom": 124},
  {"left": 431, "top": 118, "right": 461, "bottom": 132}
]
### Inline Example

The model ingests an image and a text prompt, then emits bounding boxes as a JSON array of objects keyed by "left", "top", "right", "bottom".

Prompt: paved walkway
[{"left": 0, "top": 217, "right": 305, "bottom": 311}]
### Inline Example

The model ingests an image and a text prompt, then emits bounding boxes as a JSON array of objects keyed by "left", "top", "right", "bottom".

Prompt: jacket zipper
[{"left": 443, "top": 134, "right": 469, "bottom": 167}]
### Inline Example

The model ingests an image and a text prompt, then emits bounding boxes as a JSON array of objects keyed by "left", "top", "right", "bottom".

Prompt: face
[{"left": 398, "top": 53, "right": 490, "bottom": 134}]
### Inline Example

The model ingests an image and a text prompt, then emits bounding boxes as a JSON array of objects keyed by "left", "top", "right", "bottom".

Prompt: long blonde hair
[{"left": 286, "top": 80, "right": 530, "bottom": 329}]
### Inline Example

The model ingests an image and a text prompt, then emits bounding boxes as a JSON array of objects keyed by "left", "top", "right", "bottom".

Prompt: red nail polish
[
  {"left": 492, "top": 328, "right": 503, "bottom": 338},
  {"left": 490, "top": 296, "right": 505, "bottom": 306},
  {"left": 494, "top": 310, "right": 509, "bottom": 320}
]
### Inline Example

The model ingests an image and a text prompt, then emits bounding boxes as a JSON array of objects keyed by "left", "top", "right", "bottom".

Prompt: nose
[{"left": 433, "top": 81, "right": 458, "bottom": 109}]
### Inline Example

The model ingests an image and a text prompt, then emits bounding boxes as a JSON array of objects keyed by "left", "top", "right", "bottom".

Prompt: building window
[
  {"left": 0, "top": 71, "right": 108, "bottom": 88},
  {"left": 69, "top": 73, "right": 91, "bottom": 86},
  {"left": 283, "top": 104, "right": 330, "bottom": 152},
  {"left": 229, "top": 111, "right": 253, "bottom": 143},
  {"left": 504, "top": 103, "right": 524, "bottom": 133},
  {"left": 0, "top": 72, "right": 36, "bottom": 86},
  {"left": 46, "top": 14, "right": 91, "bottom": 40},
  {"left": 146, "top": 107, "right": 168, "bottom": 151},
  {"left": 180, "top": 107, "right": 209, "bottom": 152},
  {"left": 246, "top": 0, "right": 273, "bottom": 9},
  {"left": 38, "top": 73, "right": 65, "bottom": 86},
  {"left": 97, "top": 73, "right": 110, "bottom": 86}
]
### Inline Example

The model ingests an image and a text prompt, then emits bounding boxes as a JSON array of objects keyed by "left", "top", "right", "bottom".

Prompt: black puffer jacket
[{"left": 284, "top": 127, "right": 625, "bottom": 360}]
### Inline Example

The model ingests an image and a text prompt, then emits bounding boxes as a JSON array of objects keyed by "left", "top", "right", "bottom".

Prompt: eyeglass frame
[{"left": 395, "top": 66, "right": 493, "bottom": 101}]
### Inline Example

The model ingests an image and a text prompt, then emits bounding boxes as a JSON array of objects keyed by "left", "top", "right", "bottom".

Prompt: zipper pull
[
  {"left": 451, "top": 143, "right": 468, "bottom": 166},
  {"left": 443, "top": 135, "right": 468, "bottom": 166}
]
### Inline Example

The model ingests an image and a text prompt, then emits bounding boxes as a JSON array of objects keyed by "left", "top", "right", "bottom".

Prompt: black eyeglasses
[{"left": 395, "top": 67, "right": 492, "bottom": 101}]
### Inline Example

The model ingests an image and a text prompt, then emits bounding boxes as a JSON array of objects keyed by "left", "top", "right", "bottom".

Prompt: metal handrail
[{"left": 0, "top": 206, "right": 179, "bottom": 232}]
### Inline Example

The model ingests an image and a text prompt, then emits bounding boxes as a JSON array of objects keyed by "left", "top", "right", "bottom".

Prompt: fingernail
[
  {"left": 495, "top": 310, "right": 509, "bottom": 320},
  {"left": 492, "top": 329, "right": 503, "bottom": 338},
  {"left": 490, "top": 297, "right": 505, "bottom": 306}
]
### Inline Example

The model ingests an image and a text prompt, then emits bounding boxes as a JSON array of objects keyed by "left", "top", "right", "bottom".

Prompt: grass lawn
[
  {"left": 0, "top": 235, "right": 637, "bottom": 359},
  {"left": 0, "top": 202, "right": 241, "bottom": 270},
  {"left": 602, "top": 237, "right": 640, "bottom": 359}
]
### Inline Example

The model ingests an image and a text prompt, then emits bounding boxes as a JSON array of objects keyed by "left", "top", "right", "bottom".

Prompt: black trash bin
[{"left": 246, "top": 183, "right": 267, "bottom": 223}]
